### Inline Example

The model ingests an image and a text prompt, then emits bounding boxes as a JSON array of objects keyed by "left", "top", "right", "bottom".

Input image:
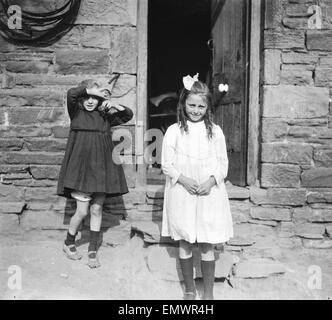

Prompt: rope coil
[{"left": 0, "top": 0, "right": 81, "bottom": 46}]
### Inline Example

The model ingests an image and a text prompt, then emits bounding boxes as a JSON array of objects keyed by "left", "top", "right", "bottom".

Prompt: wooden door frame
[
  {"left": 136, "top": 0, "right": 262, "bottom": 186},
  {"left": 247, "top": 0, "right": 262, "bottom": 185},
  {"left": 136, "top": 0, "right": 148, "bottom": 186}
]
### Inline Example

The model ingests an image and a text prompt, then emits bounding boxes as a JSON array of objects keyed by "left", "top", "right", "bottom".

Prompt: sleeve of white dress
[
  {"left": 211, "top": 127, "right": 228, "bottom": 187},
  {"left": 161, "top": 126, "right": 181, "bottom": 186}
]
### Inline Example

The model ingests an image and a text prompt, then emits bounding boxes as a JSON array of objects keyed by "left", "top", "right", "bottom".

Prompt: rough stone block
[
  {"left": 234, "top": 258, "right": 286, "bottom": 278},
  {"left": 301, "top": 168, "right": 332, "bottom": 187},
  {"left": 261, "top": 143, "right": 313, "bottom": 165},
  {"left": 264, "top": 29, "right": 305, "bottom": 49},
  {"left": 302, "top": 239, "right": 332, "bottom": 249},
  {"left": 278, "top": 221, "right": 295, "bottom": 238},
  {"left": 263, "top": 85, "right": 329, "bottom": 118},
  {"left": 8, "top": 108, "right": 63, "bottom": 125},
  {"left": 282, "top": 51, "right": 318, "bottom": 65},
  {"left": 307, "top": 30, "right": 332, "bottom": 51},
  {"left": 49, "top": 25, "right": 81, "bottom": 48},
  {"left": 52, "top": 126, "right": 70, "bottom": 138},
  {"left": 307, "top": 189, "right": 332, "bottom": 203},
  {"left": 314, "top": 148, "right": 332, "bottom": 167},
  {"left": 285, "top": 3, "right": 312, "bottom": 17},
  {"left": 293, "top": 206, "right": 313, "bottom": 222},
  {"left": 0, "top": 89, "right": 63, "bottom": 108},
  {"left": 0, "top": 139, "right": 23, "bottom": 151},
  {"left": 308, "top": 208, "right": 332, "bottom": 222},
  {"left": 5, "top": 61, "right": 49, "bottom": 73},
  {"left": 0, "top": 202, "right": 26, "bottom": 214},
  {"left": 282, "top": 17, "right": 308, "bottom": 29},
  {"left": 81, "top": 26, "right": 111, "bottom": 49},
  {"left": 265, "top": 0, "right": 283, "bottom": 29},
  {"left": 0, "top": 185, "right": 24, "bottom": 201},
  {"left": 27, "top": 202, "right": 53, "bottom": 211},
  {"left": 19, "top": 210, "right": 67, "bottom": 230},
  {"left": 30, "top": 166, "right": 61, "bottom": 180},
  {"left": 0, "top": 126, "right": 52, "bottom": 138},
  {"left": 261, "top": 119, "right": 288, "bottom": 142},
  {"left": 55, "top": 49, "right": 109, "bottom": 75},
  {"left": 261, "top": 164, "right": 301, "bottom": 187},
  {"left": 250, "top": 206, "right": 291, "bottom": 221},
  {"left": 0, "top": 214, "right": 19, "bottom": 233},
  {"left": 75, "top": 0, "right": 137, "bottom": 26},
  {"left": 24, "top": 187, "right": 58, "bottom": 202},
  {"left": 24, "top": 139, "right": 67, "bottom": 152},
  {"left": 280, "top": 65, "right": 313, "bottom": 85},
  {"left": 248, "top": 219, "right": 278, "bottom": 227},
  {"left": 287, "top": 126, "right": 317, "bottom": 139},
  {"left": 264, "top": 50, "right": 281, "bottom": 85},
  {"left": 250, "top": 186, "right": 306, "bottom": 206},
  {"left": 295, "top": 222, "right": 325, "bottom": 239},
  {"left": 315, "top": 67, "right": 332, "bottom": 87},
  {"left": 2, "top": 152, "right": 64, "bottom": 165},
  {"left": 111, "top": 27, "right": 137, "bottom": 74},
  {"left": 226, "top": 184, "right": 250, "bottom": 199}
]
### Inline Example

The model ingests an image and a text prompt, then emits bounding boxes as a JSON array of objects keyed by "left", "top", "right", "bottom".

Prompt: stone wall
[
  {"left": 258, "top": 0, "right": 332, "bottom": 248},
  {"left": 0, "top": 0, "right": 138, "bottom": 225}
]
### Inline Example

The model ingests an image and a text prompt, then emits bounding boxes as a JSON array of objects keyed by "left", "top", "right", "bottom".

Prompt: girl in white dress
[{"left": 161, "top": 74, "right": 233, "bottom": 300}]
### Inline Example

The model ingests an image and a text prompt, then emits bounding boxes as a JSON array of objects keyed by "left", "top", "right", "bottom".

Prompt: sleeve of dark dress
[
  {"left": 108, "top": 105, "right": 134, "bottom": 127},
  {"left": 67, "top": 86, "right": 86, "bottom": 119}
]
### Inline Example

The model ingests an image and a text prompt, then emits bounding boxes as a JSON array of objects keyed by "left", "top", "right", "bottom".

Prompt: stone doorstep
[{"left": 233, "top": 258, "right": 287, "bottom": 279}]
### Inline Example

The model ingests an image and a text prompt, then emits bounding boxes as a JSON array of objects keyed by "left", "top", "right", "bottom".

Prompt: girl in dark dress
[{"left": 57, "top": 79, "right": 133, "bottom": 268}]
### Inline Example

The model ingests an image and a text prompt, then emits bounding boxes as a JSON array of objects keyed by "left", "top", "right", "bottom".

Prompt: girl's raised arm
[
  {"left": 211, "top": 127, "right": 229, "bottom": 186},
  {"left": 67, "top": 86, "right": 86, "bottom": 119},
  {"left": 108, "top": 105, "right": 133, "bottom": 127},
  {"left": 161, "top": 126, "right": 181, "bottom": 185}
]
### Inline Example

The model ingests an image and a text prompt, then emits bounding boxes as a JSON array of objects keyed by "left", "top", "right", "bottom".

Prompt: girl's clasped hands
[{"left": 178, "top": 174, "right": 216, "bottom": 196}]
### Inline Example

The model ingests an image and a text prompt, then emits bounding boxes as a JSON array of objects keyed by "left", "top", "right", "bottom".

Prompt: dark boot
[
  {"left": 179, "top": 257, "right": 196, "bottom": 300},
  {"left": 201, "top": 260, "right": 215, "bottom": 300}
]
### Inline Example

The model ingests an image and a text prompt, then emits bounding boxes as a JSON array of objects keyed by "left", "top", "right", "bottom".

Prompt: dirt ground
[{"left": 0, "top": 227, "right": 331, "bottom": 300}]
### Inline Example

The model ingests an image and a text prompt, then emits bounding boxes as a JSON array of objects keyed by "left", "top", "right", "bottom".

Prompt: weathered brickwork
[
  {"left": 259, "top": 0, "right": 332, "bottom": 245},
  {"left": 0, "top": 0, "right": 138, "bottom": 217}
]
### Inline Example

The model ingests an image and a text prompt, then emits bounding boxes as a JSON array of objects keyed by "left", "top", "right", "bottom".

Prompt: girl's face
[
  {"left": 83, "top": 95, "right": 99, "bottom": 111},
  {"left": 185, "top": 94, "right": 207, "bottom": 122}
]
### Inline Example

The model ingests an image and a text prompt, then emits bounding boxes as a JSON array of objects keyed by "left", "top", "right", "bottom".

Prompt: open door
[{"left": 211, "top": 0, "right": 250, "bottom": 186}]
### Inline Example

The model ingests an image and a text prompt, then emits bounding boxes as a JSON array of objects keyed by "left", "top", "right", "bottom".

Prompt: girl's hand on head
[
  {"left": 196, "top": 177, "right": 216, "bottom": 196},
  {"left": 178, "top": 175, "right": 198, "bottom": 195},
  {"left": 86, "top": 87, "right": 108, "bottom": 99}
]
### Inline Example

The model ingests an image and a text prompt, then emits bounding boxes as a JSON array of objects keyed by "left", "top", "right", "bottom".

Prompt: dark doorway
[{"left": 147, "top": 0, "right": 212, "bottom": 184}]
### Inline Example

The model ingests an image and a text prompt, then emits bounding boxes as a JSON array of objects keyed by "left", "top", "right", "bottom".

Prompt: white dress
[{"left": 161, "top": 121, "right": 233, "bottom": 244}]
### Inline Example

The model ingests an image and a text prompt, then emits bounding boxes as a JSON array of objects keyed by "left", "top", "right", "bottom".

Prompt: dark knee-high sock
[
  {"left": 88, "top": 230, "right": 100, "bottom": 252},
  {"left": 179, "top": 257, "right": 195, "bottom": 293},
  {"left": 65, "top": 231, "right": 77, "bottom": 246},
  {"left": 201, "top": 260, "right": 215, "bottom": 300}
]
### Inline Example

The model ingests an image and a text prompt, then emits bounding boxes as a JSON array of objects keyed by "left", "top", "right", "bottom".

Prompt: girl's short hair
[
  {"left": 177, "top": 80, "right": 215, "bottom": 139},
  {"left": 77, "top": 79, "right": 103, "bottom": 110}
]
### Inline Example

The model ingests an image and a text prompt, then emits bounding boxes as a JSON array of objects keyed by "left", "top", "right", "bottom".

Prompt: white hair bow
[{"left": 183, "top": 73, "right": 199, "bottom": 91}]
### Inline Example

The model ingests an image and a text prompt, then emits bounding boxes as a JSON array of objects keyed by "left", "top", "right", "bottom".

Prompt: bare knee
[
  {"left": 90, "top": 204, "right": 102, "bottom": 217},
  {"left": 179, "top": 240, "right": 193, "bottom": 259},
  {"left": 198, "top": 243, "right": 214, "bottom": 261},
  {"left": 75, "top": 203, "right": 89, "bottom": 218}
]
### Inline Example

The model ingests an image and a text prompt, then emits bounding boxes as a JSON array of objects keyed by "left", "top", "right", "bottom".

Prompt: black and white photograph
[{"left": 0, "top": 0, "right": 331, "bottom": 305}]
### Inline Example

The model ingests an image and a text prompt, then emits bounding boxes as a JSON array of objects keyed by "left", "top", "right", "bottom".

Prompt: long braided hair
[{"left": 177, "top": 80, "right": 214, "bottom": 139}]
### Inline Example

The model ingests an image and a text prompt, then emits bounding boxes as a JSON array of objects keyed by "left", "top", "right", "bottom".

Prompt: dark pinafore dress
[{"left": 57, "top": 86, "right": 133, "bottom": 198}]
